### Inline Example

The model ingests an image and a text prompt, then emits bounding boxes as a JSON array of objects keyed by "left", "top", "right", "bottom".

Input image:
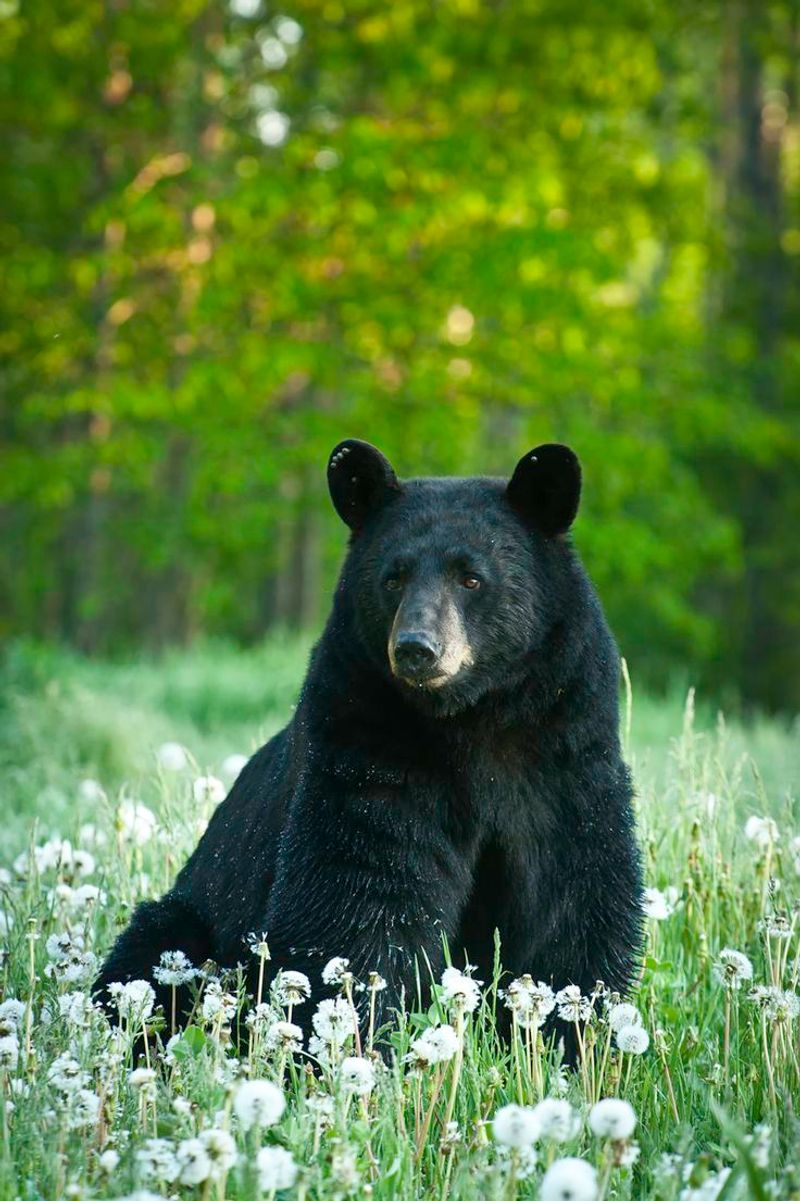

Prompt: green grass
[{"left": 0, "top": 638, "right": 799, "bottom": 1200}]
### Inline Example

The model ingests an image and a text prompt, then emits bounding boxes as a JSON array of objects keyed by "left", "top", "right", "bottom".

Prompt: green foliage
[{"left": 1, "top": 1, "right": 799, "bottom": 707}]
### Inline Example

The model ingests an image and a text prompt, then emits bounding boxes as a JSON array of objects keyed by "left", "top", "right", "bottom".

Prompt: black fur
[{"left": 96, "top": 441, "right": 643, "bottom": 1046}]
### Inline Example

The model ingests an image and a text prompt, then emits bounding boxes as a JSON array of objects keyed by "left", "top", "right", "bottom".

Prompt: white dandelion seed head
[
  {"left": 221, "top": 753, "right": 248, "bottom": 781},
  {"left": 77, "top": 822, "right": 108, "bottom": 849},
  {"left": 311, "top": 997, "right": 353, "bottom": 1046},
  {"left": 65, "top": 1088, "right": 101, "bottom": 1130},
  {"left": 540, "top": 1157, "right": 599, "bottom": 1201},
  {"left": 492, "top": 1103, "right": 541, "bottom": 1149},
  {"left": 107, "top": 979, "right": 155, "bottom": 1021},
  {"left": 615, "top": 1023, "right": 650, "bottom": 1054},
  {"left": 532, "top": 1097, "right": 582, "bottom": 1143},
  {"left": 199, "top": 1128, "right": 237, "bottom": 1175},
  {"left": 233, "top": 1079, "right": 285, "bottom": 1131},
  {"left": 153, "top": 950, "right": 198, "bottom": 987},
  {"left": 749, "top": 985, "right": 800, "bottom": 1023},
  {"left": 643, "top": 887, "right": 677, "bottom": 920},
  {"left": 588, "top": 1097, "right": 637, "bottom": 1140},
  {"left": 97, "top": 1148, "right": 120, "bottom": 1174},
  {"left": 606, "top": 1002, "right": 643, "bottom": 1033},
  {"left": 256, "top": 1145, "right": 298, "bottom": 1191},
  {"left": 78, "top": 778, "right": 106, "bottom": 804},
  {"left": 330, "top": 1147, "right": 359, "bottom": 1192},
  {"left": 273, "top": 968, "right": 311, "bottom": 1006},
  {"left": 744, "top": 815, "right": 778, "bottom": 849},
  {"left": 555, "top": 984, "right": 592, "bottom": 1023},
  {"left": 440, "top": 966, "right": 481, "bottom": 1013},
  {"left": 679, "top": 1166, "right": 732, "bottom": 1201},
  {"left": 338, "top": 1055, "right": 375, "bottom": 1095},
  {"left": 713, "top": 948, "right": 753, "bottom": 990},
  {"left": 118, "top": 801, "right": 157, "bottom": 846},
  {"left": 201, "top": 980, "right": 237, "bottom": 1024},
  {"left": 760, "top": 913, "right": 792, "bottom": 939},
  {"left": 136, "top": 1139, "right": 181, "bottom": 1184},
  {"left": 264, "top": 1019, "right": 303, "bottom": 1052},
  {"left": 322, "top": 956, "right": 351, "bottom": 986},
  {"left": 368, "top": 970, "right": 387, "bottom": 991},
  {"left": 129, "top": 1067, "right": 157, "bottom": 1091},
  {"left": 192, "top": 776, "right": 226, "bottom": 806},
  {"left": 176, "top": 1138, "right": 211, "bottom": 1186},
  {"left": 408, "top": 1023, "right": 460, "bottom": 1066},
  {"left": 0, "top": 1035, "right": 19, "bottom": 1071},
  {"left": 0, "top": 1000, "right": 26, "bottom": 1030},
  {"left": 157, "top": 742, "right": 189, "bottom": 772},
  {"left": 48, "top": 1053, "right": 90, "bottom": 1093}
]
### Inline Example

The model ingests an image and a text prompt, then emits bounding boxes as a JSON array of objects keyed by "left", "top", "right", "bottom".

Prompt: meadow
[{"left": 1, "top": 637, "right": 799, "bottom": 1200}]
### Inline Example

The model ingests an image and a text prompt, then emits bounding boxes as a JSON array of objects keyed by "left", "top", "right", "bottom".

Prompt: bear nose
[{"left": 393, "top": 631, "right": 440, "bottom": 677}]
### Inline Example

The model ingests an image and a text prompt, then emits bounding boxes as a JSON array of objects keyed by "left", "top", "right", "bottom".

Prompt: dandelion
[
  {"left": 199, "top": 1128, "right": 237, "bottom": 1176},
  {"left": 192, "top": 776, "right": 226, "bottom": 806},
  {"left": 108, "top": 979, "right": 156, "bottom": 1021},
  {"left": 532, "top": 1097, "right": 581, "bottom": 1142},
  {"left": 408, "top": 1024, "right": 460, "bottom": 1066},
  {"left": 744, "top": 815, "right": 778, "bottom": 849},
  {"left": 221, "top": 752, "right": 249, "bottom": 781},
  {"left": 201, "top": 980, "right": 237, "bottom": 1024},
  {"left": 606, "top": 1002, "right": 642, "bottom": 1032},
  {"left": 492, "top": 1103, "right": 541, "bottom": 1148},
  {"left": 322, "top": 956, "right": 351, "bottom": 986},
  {"left": 56, "top": 991, "right": 97, "bottom": 1028},
  {"left": 440, "top": 966, "right": 481, "bottom": 1013},
  {"left": 368, "top": 970, "right": 387, "bottom": 992},
  {"left": 118, "top": 801, "right": 157, "bottom": 846},
  {"left": 65, "top": 1088, "right": 101, "bottom": 1130},
  {"left": 129, "top": 1068, "right": 157, "bottom": 1097},
  {"left": 503, "top": 976, "right": 555, "bottom": 1025},
  {"left": 680, "top": 1167, "right": 732, "bottom": 1201},
  {"left": 760, "top": 913, "right": 792, "bottom": 939},
  {"left": 77, "top": 822, "right": 108, "bottom": 848},
  {"left": 176, "top": 1138, "right": 211, "bottom": 1186},
  {"left": 0, "top": 1000, "right": 26, "bottom": 1030},
  {"left": 157, "top": 742, "right": 189, "bottom": 771},
  {"left": 136, "top": 1138, "right": 181, "bottom": 1183},
  {"left": 233, "top": 1079, "right": 285, "bottom": 1130},
  {"left": 264, "top": 1020, "right": 303, "bottom": 1053},
  {"left": 48, "top": 1054, "right": 90, "bottom": 1093},
  {"left": 712, "top": 948, "right": 753, "bottom": 990},
  {"left": 97, "top": 1149, "right": 120, "bottom": 1174},
  {"left": 0, "top": 1036, "right": 19, "bottom": 1072},
  {"left": 272, "top": 969, "right": 311, "bottom": 1006},
  {"left": 616, "top": 1024, "right": 650, "bottom": 1054},
  {"left": 555, "top": 985, "right": 592, "bottom": 1023},
  {"left": 256, "top": 1145, "right": 298, "bottom": 1191},
  {"left": 78, "top": 778, "right": 106, "bottom": 804},
  {"left": 338, "top": 1056, "right": 375, "bottom": 1095},
  {"left": 588, "top": 1098, "right": 637, "bottom": 1140},
  {"left": 749, "top": 986, "right": 800, "bottom": 1022},
  {"left": 153, "top": 950, "right": 197, "bottom": 986},
  {"left": 643, "top": 887, "right": 677, "bottom": 919},
  {"left": 245, "top": 1003, "right": 272, "bottom": 1032},
  {"left": 330, "top": 1147, "right": 359, "bottom": 1193},
  {"left": 311, "top": 997, "right": 353, "bottom": 1045},
  {"left": 541, "top": 1157, "right": 598, "bottom": 1201}
]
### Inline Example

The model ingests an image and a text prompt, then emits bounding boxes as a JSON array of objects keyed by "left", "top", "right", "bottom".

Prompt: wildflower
[
  {"left": 749, "top": 986, "right": 800, "bottom": 1022},
  {"left": 222, "top": 753, "right": 249, "bottom": 781},
  {"left": 272, "top": 969, "right": 311, "bottom": 1006},
  {"left": 440, "top": 966, "right": 481, "bottom": 1013},
  {"left": 493, "top": 1103, "right": 541, "bottom": 1148},
  {"left": 201, "top": 980, "right": 237, "bottom": 1024},
  {"left": 233, "top": 1079, "right": 285, "bottom": 1130},
  {"left": 606, "top": 1002, "right": 642, "bottom": 1032},
  {"left": 408, "top": 1024, "right": 460, "bottom": 1066},
  {"left": 66, "top": 1088, "right": 101, "bottom": 1130},
  {"left": 322, "top": 956, "right": 351, "bottom": 986},
  {"left": 129, "top": 1067, "right": 157, "bottom": 1092},
  {"left": 264, "top": 1020, "right": 303, "bottom": 1053},
  {"left": 713, "top": 948, "right": 753, "bottom": 990},
  {"left": 330, "top": 1147, "right": 359, "bottom": 1193},
  {"left": 368, "top": 970, "right": 387, "bottom": 992},
  {"left": 157, "top": 742, "right": 189, "bottom": 772},
  {"left": 0, "top": 1000, "right": 26, "bottom": 1030},
  {"left": 256, "top": 1146, "right": 298, "bottom": 1191},
  {"left": 136, "top": 1138, "right": 180, "bottom": 1183},
  {"left": 744, "top": 816, "right": 778, "bottom": 849},
  {"left": 311, "top": 997, "right": 353, "bottom": 1045},
  {"left": 77, "top": 823, "right": 107, "bottom": 848},
  {"left": 541, "top": 1157, "right": 598, "bottom": 1201},
  {"left": 153, "top": 950, "right": 198, "bottom": 986},
  {"left": 176, "top": 1138, "right": 211, "bottom": 1186},
  {"left": 192, "top": 776, "right": 226, "bottom": 806},
  {"left": 118, "top": 801, "right": 157, "bottom": 846},
  {"left": 199, "top": 1128, "right": 237, "bottom": 1176},
  {"left": 48, "top": 1054, "right": 90, "bottom": 1093},
  {"left": 173, "top": 1096, "right": 193, "bottom": 1117},
  {"left": 643, "top": 887, "right": 677, "bottom": 919},
  {"left": 245, "top": 1003, "right": 272, "bottom": 1032},
  {"left": 760, "top": 914, "right": 792, "bottom": 939},
  {"left": 247, "top": 931, "right": 271, "bottom": 960},
  {"left": 338, "top": 1056, "right": 375, "bottom": 1095},
  {"left": 0, "top": 1036, "right": 19, "bottom": 1072},
  {"left": 588, "top": 1098, "right": 637, "bottom": 1140},
  {"left": 555, "top": 985, "right": 592, "bottom": 1023},
  {"left": 97, "top": 1148, "right": 120, "bottom": 1174},
  {"left": 502, "top": 976, "right": 556, "bottom": 1024},
  {"left": 108, "top": 979, "right": 156, "bottom": 1021},
  {"left": 56, "top": 991, "right": 97, "bottom": 1029},
  {"left": 615, "top": 1024, "right": 650, "bottom": 1054},
  {"left": 51, "top": 883, "right": 105, "bottom": 915},
  {"left": 532, "top": 1098, "right": 581, "bottom": 1142}
]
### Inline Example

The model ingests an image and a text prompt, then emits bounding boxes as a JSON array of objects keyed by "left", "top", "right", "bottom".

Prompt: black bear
[{"left": 96, "top": 440, "right": 643, "bottom": 1043}]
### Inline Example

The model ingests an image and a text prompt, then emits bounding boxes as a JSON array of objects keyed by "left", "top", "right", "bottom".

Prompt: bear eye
[
  {"left": 462, "top": 574, "right": 482, "bottom": 590},
  {"left": 384, "top": 576, "right": 402, "bottom": 592}
]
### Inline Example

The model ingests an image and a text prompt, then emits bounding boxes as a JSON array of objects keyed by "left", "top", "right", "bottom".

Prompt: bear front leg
[
  {"left": 94, "top": 891, "right": 214, "bottom": 1027},
  {"left": 256, "top": 783, "right": 476, "bottom": 1042}
]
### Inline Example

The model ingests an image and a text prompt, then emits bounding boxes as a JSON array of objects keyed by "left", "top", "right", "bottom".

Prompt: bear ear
[
  {"left": 506, "top": 443, "right": 581, "bottom": 537},
  {"left": 327, "top": 439, "right": 402, "bottom": 531}
]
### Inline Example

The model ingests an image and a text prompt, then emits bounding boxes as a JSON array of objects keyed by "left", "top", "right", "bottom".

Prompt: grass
[{"left": 0, "top": 637, "right": 799, "bottom": 1200}]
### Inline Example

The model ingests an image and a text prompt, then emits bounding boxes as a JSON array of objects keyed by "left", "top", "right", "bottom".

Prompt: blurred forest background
[{"left": 2, "top": 0, "right": 800, "bottom": 712}]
